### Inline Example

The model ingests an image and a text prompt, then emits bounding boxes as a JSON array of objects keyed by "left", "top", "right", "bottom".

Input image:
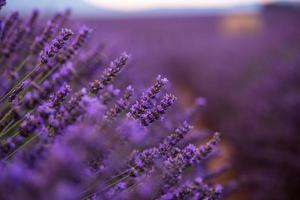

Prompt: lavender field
[
  {"left": 0, "top": 1, "right": 300, "bottom": 200},
  {"left": 85, "top": 7, "right": 300, "bottom": 199}
]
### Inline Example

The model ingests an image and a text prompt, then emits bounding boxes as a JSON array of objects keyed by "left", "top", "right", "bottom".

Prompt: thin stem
[
  {"left": 14, "top": 55, "right": 30, "bottom": 73},
  {"left": 0, "top": 120, "right": 14, "bottom": 135},
  {"left": 123, "top": 182, "right": 140, "bottom": 194},
  {"left": 0, "top": 110, "right": 33, "bottom": 138},
  {"left": 79, "top": 168, "right": 133, "bottom": 200},
  {"left": 103, "top": 174, "right": 131, "bottom": 191},
  {"left": 2, "top": 134, "right": 38, "bottom": 161},
  {"left": 0, "top": 63, "right": 41, "bottom": 103},
  {"left": 0, "top": 110, "right": 12, "bottom": 124},
  {"left": 37, "top": 64, "right": 59, "bottom": 84},
  {"left": 0, "top": 120, "right": 21, "bottom": 138},
  {"left": 107, "top": 168, "right": 133, "bottom": 182},
  {"left": 80, "top": 174, "right": 132, "bottom": 200},
  {"left": 0, "top": 102, "right": 10, "bottom": 114}
]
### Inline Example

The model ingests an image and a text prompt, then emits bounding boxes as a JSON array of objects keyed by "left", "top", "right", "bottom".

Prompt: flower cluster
[{"left": 0, "top": 4, "right": 235, "bottom": 200}]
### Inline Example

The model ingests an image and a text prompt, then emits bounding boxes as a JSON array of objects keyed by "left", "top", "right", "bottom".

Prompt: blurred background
[{"left": 2, "top": 0, "right": 300, "bottom": 199}]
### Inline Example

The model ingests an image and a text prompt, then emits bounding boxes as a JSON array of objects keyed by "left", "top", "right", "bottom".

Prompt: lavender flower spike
[
  {"left": 140, "top": 93, "right": 176, "bottom": 126},
  {"left": 130, "top": 75, "right": 168, "bottom": 120},
  {"left": 158, "top": 121, "right": 193, "bottom": 156},
  {"left": 162, "top": 132, "right": 221, "bottom": 189},
  {"left": 104, "top": 85, "right": 134, "bottom": 121},
  {"left": 40, "top": 28, "right": 73, "bottom": 64},
  {"left": 89, "top": 52, "right": 129, "bottom": 95},
  {"left": 158, "top": 178, "right": 222, "bottom": 200},
  {"left": 56, "top": 26, "right": 92, "bottom": 65},
  {"left": 127, "top": 121, "right": 192, "bottom": 178},
  {"left": 31, "top": 19, "right": 56, "bottom": 54},
  {"left": 49, "top": 84, "right": 72, "bottom": 108},
  {"left": 0, "top": 0, "right": 6, "bottom": 10},
  {"left": 27, "top": 10, "right": 39, "bottom": 29},
  {"left": 1, "top": 11, "right": 18, "bottom": 41},
  {"left": 8, "top": 79, "right": 30, "bottom": 102}
]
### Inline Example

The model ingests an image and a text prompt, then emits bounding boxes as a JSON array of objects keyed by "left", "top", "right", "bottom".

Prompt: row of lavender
[{"left": 0, "top": 5, "right": 235, "bottom": 200}]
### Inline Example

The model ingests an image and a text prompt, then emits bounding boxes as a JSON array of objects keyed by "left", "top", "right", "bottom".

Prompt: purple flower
[
  {"left": 89, "top": 52, "right": 129, "bottom": 95},
  {"left": 40, "top": 28, "right": 73, "bottom": 64},
  {"left": 30, "top": 18, "right": 57, "bottom": 54},
  {"left": 158, "top": 178, "right": 222, "bottom": 200},
  {"left": 161, "top": 132, "right": 221, "bottom": 190},
  {"left": 104, "top": 85, "right": 134, "bottom": 121},
  {"left": 0, "top": 10, "right": 229, "bottom": 200},
  {"left": 1, "top": 11, "right": 18, "bottom": 41},
  {"left": 139, "top": 93, "right": 176, "bottom": 126},
  {"left": 129, "top": 75, "right": 168, "bottom": 120},
  {"left": 8, "top": 79, "right": 30, "bottom": 102},
  {"left": 56, "top": 26, "right": 92, "bottom": 65}
]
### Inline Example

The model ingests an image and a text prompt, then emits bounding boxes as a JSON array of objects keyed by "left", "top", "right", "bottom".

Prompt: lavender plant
[
  {"left": 0, "top": 4, "right": 234, "bottom": 200},
  {"left": 0, "top": 0, "right": 5, "bottom": 10}
]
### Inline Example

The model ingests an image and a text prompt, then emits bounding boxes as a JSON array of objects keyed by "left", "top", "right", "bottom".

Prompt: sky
[
  {"left": 2, "top": 0, "right": 299, "bottom": 17},
  {"left": 84, "top": 0, "right": 269, "bottom": 11}
]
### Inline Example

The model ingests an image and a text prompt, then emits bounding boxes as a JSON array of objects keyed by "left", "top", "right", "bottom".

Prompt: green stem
[
  {"left": 0, "top": 120, "right": 14, "bottom": 135},
  {"left": 0, "top": 110, "right": 33, "bottom": 138},
  {"left": 2, "top": 134, "right": 38, "bottom": 161},
  {"left": 14, "top": 55, "right": 30, "bottom": 73},
  {"left": 0, "top": 119, "right": 21, "bottom": 138},
  {"left": 0, "top": 102, "right": 10, "bottom": 114},
  {"left": 0, "top": 110, "right": 12, "bottom": 125},
  {"left": 0, "top": 63, "right": 41, "bottom": 103},
  {"left": 37, "top": 64, "right": 59, "bottom": 84}
]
